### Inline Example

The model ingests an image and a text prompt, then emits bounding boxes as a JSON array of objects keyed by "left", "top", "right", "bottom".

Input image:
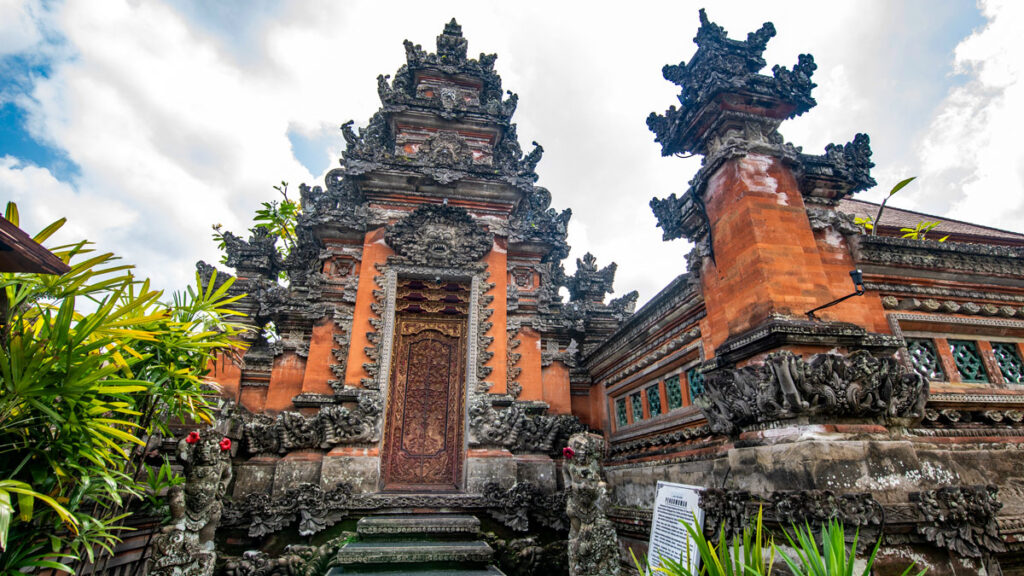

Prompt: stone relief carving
[
  {"left": 912, "top": 485, "right": 1006, "bottom": 558},
  {"left": 148, "top": 431, "right": 233, "bottom": 576},
  {"left": 222, "top": 481, "right": 566, "bottom": 538},
  {"left": 647, "top": 9, "right": 815, "bottom": 158},
  {"left": 385, "top": 204, "right": 493, "bottom": 268},
  {"left": 468, "top": 395, "right": 587, "bottom": 455},
  {"left": 564, "top": 433, "right": 620, "bottom": 576},
  {"left": 483, "top": 481, "right": 569, "bottom": 532},
  {"left": 882, "top": 295, "right": 1023, "bottom": 319},
  {"left": 853, "top": 234, "right": 1024, "bottom": 279},
  {"left": 697, "top": 350, "right": 928, "bottom": 434},
  {"left": 699, "top": 489, "right": 883, "bottom": 545},
  {"left": 223, "top": 535, "right": 351, "bottom": 576},
  {"left": 507, "top": 325, "right": 523, "bottom": 399},
  {"left": 239, "top": 392, "right": 383, "bottom": 454}
]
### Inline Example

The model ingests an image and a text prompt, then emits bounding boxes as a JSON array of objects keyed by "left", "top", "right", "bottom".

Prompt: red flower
[
  {"left": 185, "top": 431, "right": 200, "bottom": 444},
  {"left": 219, "top": 437, "right": 232, "bottom": 451},
  {"left": 562, "top": 446, "right": 575, "bottom": 460}
]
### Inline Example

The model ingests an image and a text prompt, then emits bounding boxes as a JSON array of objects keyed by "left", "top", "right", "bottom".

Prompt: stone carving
[
  {"left": 227, "top": 483, "right": 354, "bottom": 538},
  {"left": 608, "top": 424, "right": 711, "bottom": 457},
  {"left": 564, "top": 433, "right": 620, "bottom": 576},
  {"left": 507, "top": 325, "right": 523, "bottom": 399},
  {"left": 510, "top": 186, "right": 571, "bottom": 263},
  {"left": 567, "top": 253, "right": 616, "bottom": 303},
  {"left": 648, "top": 9, "right": 816, "bottom": 157},
  {"left": 223, "top": 535, "right": 351, "bottom": 576},
  {"left": 699, "top": 489, "right": 883, "bottom": 545},
  {"left": 484, "top": 481, "right": 569, "bottom": 532},
  {"left": 483, "top": 534, "right": 568, "bottom": 576},
  {"left": 468, "top": 395, "right": 587, "bottom": 455},
  {"left": 912, "top": 485, "right": 1006, "bottom": 558},
  {"left": 697, "top": 350, "right": 928, "bottom": 434},
  {"left": 240, "top": 392, "right": 383, "bottom": 454},
  {"left": 148, "top": 431, "right": 233, "bottom": 576},
  {"left": 385, "top": 203, "right": 493, "bottom": 268},
  {"left": 924, "top": 408, "right": 1024, "bottom": 426},
  {"left": 223, "top": 481, "right": 564, "bottom": 538},
  {"left": 853, "top": 234, "right": 1024, "bottom": 279},
  {"left": 881, "top": 295, "right": 1023, "bottom": 319}
]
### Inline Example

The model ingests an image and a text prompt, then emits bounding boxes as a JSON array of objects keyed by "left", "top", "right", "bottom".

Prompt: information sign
[{"left": 647, "top": 481, "right": 704, "bottom": 572}]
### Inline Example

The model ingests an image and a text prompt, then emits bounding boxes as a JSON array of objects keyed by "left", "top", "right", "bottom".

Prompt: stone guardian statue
[{"left": 564, "top": 432, "right": 620, "bottom": 576}]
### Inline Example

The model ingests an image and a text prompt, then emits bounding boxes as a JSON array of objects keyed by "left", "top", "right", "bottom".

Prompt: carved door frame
[{"left": 374, "top": 265, "right": 487, "bottom": 492}]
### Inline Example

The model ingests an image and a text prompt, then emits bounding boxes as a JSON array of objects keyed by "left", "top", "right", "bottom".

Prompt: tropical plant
[
  {"left": 631, "top": 507, "right": 774, "bottom": 576},
  {"left": 775, "top": 519, "right": 926, "bottom": 576},
  {"left": 0, "top": 203, "right": 248, "bottom": 575},
  {"left": 853, "top": 177, "right": 948, "bottom": 242},
  {"left": 212, "top": 180, "right": 302, "bottom": 272}
]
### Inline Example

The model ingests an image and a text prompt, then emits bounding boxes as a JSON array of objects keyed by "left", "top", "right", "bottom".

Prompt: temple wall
[{"left": 344, "top": 226, "right": 392, "bottom": 388}]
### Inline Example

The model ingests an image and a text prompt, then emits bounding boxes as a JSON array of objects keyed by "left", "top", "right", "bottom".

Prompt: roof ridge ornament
[{"left": 648, "top": 9, "right": 816, "bottom": 158}]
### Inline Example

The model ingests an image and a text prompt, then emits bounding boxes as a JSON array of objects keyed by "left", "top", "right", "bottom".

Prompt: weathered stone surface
[
  {"left": 335, "top": 540, "right": 495, "bottom": 566},
  {"left": 272, "top": 456, "right": 323, "bottom": 497},
  {"left": 357, "top": 515, "right": 481, "bottom": 539},
  {"left": 232, "top": 457, "right": 278, "bottom": 499},
  {"left": 320, "top": 452, "right": 380, "bottom": 494},
  {"left": 149, "top": 430, "right": 233, "bottom": 576},
  {"left": 564, "top": 433, "right": 619, "bottom": 576},
  {"left": 467, "top": 454, "right": 517, "bottom": 494},
  {"left": 515, "top": 454, "right": 558, "bottom": 493}
]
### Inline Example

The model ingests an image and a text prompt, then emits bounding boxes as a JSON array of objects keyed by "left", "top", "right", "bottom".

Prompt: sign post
[{"left": 647, "top": 481, "right": 704, "bottom": 573}]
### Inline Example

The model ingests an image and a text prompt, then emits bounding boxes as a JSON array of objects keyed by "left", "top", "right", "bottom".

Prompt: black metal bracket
[{"left": 805, "top": 269, "right": 866, "bottom": 321}]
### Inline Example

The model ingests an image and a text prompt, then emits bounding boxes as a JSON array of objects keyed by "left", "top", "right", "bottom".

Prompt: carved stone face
[{"left": 421, "top": 223, "right": 457, "bottom": 262}]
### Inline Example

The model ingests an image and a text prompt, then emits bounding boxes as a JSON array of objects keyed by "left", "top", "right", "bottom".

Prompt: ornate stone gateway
[{"left": 381, "top": 280, "right": 470, "bottom": 491}]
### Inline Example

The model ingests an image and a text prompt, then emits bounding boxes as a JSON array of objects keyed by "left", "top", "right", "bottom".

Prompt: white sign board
[{"left": 647, "top": 481, "right": 704, "bottom": 573}]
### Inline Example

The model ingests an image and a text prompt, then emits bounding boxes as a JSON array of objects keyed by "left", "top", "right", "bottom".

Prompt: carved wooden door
[{"left": 381, "top": 316, "right": 467, "bottom": 491}]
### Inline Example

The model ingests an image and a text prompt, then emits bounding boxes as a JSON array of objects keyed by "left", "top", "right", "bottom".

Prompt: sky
[{"left": 1, "top": 0, "right": 1022, "bottom": 307}]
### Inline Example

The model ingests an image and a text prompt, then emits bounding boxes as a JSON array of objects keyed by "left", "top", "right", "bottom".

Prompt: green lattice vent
[
  {"left": 615, "top": 397, "right": 628, "bottom": 427},
  {"left": 646, "top": 384, "right": 662, "bottom": 416},
  {"left": 907, "top": 339, "right": 945, "bottom": 381},
  {"left": 687, "top": 367, "right": 706, "bottom": 400},
  {"left": 949, "top": 340, "right": 989, "bottom": 383},
  {"left": 665, "top": 375, "right": 683, "bottom": 410},
  {"left": 630, "top": 392, "right": 644, "bottom": 422},
  {"left": 993, "top": 342, "right": 1024, "bottom": 384}
]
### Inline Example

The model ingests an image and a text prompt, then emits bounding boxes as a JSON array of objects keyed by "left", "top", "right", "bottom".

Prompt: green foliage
[
  {"left": 853, "top": 177, "right": 946, "bottom": 242},
  {"left": 631, "top": 507, "right": 774, "bottom": 576},
  {"left": 775, "top": 519, "right": 925, "bottom": 576},
  {"left": 212, "top": 181, "right": 302, "bottom": 278},
  {"left": 0, "top": 203, "right": 248, "bottom": 575}
]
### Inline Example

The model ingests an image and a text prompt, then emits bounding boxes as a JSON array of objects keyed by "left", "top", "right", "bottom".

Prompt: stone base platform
[{"left": 331, "top": 514, "right": 504, "bottom": 575}]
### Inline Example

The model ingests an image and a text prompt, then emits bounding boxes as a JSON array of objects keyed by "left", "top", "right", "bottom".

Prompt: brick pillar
[{"left": 648, "top": 11, "right": 896, "bottom": 367}]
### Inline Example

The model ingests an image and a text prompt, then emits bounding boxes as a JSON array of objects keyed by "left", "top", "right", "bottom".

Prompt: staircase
[{"left": 328, "top": 514, "right": 505, "bottom": 575}]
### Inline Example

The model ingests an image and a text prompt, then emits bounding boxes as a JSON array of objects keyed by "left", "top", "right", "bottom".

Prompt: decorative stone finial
[
  {"left": 647, "top": 9, "right": 816, "bottom": 157},
  {"left": 437, "top": 18, "right": 468, "bottom": 62}
]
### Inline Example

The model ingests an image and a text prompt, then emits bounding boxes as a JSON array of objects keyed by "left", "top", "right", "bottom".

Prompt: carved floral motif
[{"left": 697, "top": 350, "right": 928, "bottom": 434}]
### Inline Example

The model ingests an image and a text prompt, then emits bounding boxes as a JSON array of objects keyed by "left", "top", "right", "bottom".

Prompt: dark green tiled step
[
  {"left": 357, "top": 515, "right": 480, "bottom": 540},
  {"left": 335, "top": 540, "right": 494, "bottom": 566},
  {"left": 328, "top": 566, "right": 504, "bottom": 575}
]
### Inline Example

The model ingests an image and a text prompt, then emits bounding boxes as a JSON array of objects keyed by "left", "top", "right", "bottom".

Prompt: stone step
[
  {"left": 335, "top": 540, "right": 494, "bottom": 567},
  {"left": 356, "top": 514, "right": 481, "bottom": 539},
  {"left": 328, "top": 566, "right": 505, "bottom": 575}
]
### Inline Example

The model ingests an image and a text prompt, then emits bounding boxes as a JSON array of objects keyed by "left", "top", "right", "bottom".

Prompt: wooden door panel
[{"left": 381, "top": 317, "right": 466, "bottom": 491}]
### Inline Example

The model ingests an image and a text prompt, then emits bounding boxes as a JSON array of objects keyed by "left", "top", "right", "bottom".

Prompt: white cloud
[
  {"left": 0, "top": 0, "right": 42, "bottom": 55},
  {"left": 911, "top": 0, "right": 1024, "bottom": 230}
]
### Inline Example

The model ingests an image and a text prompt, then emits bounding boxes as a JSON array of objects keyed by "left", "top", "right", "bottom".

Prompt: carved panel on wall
[{"left": 381, "top": 316, "right": 467, "bottom": 491}]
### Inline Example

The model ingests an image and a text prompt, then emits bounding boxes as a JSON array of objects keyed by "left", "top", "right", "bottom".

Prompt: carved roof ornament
[
  {"left": 384, "top": 203, "right": 493, "bottom": 268},
  {"left": 567, "top": 253, "right": 617, "bottom": 304},
  {"left": 647, "top": 9, "right": 817, "bottom": 157}
]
